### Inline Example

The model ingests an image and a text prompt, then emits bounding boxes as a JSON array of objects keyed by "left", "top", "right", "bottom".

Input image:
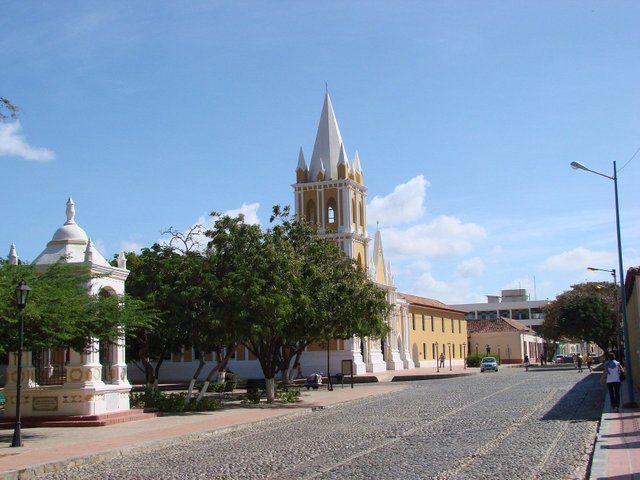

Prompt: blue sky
[{"left": 2, "top": 1, "right": 639, "bottom": 304}]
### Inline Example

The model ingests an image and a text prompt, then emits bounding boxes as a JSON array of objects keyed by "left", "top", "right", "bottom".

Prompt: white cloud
[
  {"left": 367, "top": 175, "right": 428, "bottom": 227},
  {"left": 0, "top": 121, "right": 55, "bottom": 161},
  {"left": 382, "top": 215, "right": 486, "bottom": 257},
  {"left": 455, "top": 257, "right": 486, "bottom": 278},
  {"left": 541, "top": 247, "right": 614, "bottom": 272},
  {"left": 223, "top": 202, "right": 261, "bottom": 225}
]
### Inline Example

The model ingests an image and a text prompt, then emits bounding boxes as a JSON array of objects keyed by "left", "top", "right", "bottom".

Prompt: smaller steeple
[
  {"left": 296, "top": 148, "right": 308, "bottom": 183},
  {"left": 317, "top": 158, "right": 326, "bottom": 181},
  {"left": 337, "top": 143, "right": 350, "bottom": 179},
  {"left": 8, "top": 243, "right": 18, "bottom": 265},
  {"left": 353, "top": 151, "right": 363, "bottom": 184}
]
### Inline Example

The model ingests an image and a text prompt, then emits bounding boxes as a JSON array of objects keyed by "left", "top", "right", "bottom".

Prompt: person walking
[
  {"left": 576, "top": 354, "right": 583, "bottom": 373},
  {"left": 439, "top": 352, "right": 445, "bottom": 368},
  {"left": 586, "top": 354, "right": 593, "bottom": 371},
  {"left": 601, "top": 352, "right": 624, "bottom": 413},
  {"left": 524, "top": 354, "right": 530, "bottom": 372}
]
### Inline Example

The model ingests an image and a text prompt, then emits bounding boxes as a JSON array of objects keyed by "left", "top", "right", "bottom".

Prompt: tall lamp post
[
  {"left": 435, "top": 342, "right": 439, "bottom": 372},
  {"left": 447, "top": 343, "right": 452, "bottom": 371},
  {"left": 587, "top": 267, "right": 621, "bottom": 355},
  {"left": 571, "top": 161, "right": 637, "bottom": 408},
  {"left": 12, "top": 280, "right": 31, "bottom": 448}
]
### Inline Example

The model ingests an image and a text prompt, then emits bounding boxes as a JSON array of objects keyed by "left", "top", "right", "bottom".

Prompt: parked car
[
  {"left": 554, "top": 355, "right": 564, "bottom": 364},
  {"left": 480, "top": 357, "right": 498, "bottom": 372}
]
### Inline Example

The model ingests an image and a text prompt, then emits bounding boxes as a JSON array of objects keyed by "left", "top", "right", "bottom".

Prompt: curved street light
[{"left": 571, "top": 161, "right": 636, "bottom": 408}]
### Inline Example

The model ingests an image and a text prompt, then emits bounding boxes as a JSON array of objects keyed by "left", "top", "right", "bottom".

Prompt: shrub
[
  {"left": 130, "top": 387, "right": 223, "bottom": 412},
  {"left": 276, "top": 388, "right": 301, "bottom": 404},
  {"left": 242, "top": 388, "right": 264, "bottom": 404}
]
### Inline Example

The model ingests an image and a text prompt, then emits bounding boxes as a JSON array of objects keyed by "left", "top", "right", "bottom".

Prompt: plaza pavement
[{"left": 0, "top": 365, "right": 638, "bottom": 480}]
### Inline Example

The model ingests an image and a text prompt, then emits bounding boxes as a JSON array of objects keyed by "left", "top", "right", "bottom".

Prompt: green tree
[
  {"left": 0, "top": 260, "right": 155, "bottom": 355},
  {"left": 542, "top": 282, "right": 617, "bottom": 352},
  {"left": 205, "top": 207, "right": 389, "bottom": 402}
]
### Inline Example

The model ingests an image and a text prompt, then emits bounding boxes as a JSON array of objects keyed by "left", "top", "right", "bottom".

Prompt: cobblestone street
[{"left": 41, "top": 368, "right": 604, "bottom": 479}]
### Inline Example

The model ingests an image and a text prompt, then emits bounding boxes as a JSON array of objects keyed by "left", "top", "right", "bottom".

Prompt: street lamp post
[
  {"left": 588, "top": 267, "right": 621, "bottom": 355},
  {"left": 435, "top": 342, "right": 439, "bottom": 372},
  {"left": 486, "top": 344, "right": 490, "bottom": 356},
  {"left": 571, "top": 161, "right": 637, "bottom": 408},
  {"left": 448, "top": 343, "right": 452, "bottom": 371},
  {"left": 497, "top": 345, "right": 501, "bottom": 365},
  {"left": 463, "top": 343, "right": 467, "bottom": 369},
  {"left": 12, "top": 280, "right": 31, "bottom": 448},
  {"left": 475, "top": 342, "right": 478, "bottom": 356}
]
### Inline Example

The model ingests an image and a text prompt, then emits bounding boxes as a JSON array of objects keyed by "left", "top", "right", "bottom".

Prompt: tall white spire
[{"left": 309, "top": 93, "right": 344, "bottom": 182}]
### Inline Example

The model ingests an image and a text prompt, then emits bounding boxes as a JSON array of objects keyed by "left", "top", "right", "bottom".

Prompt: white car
[{"left": 480, "top": 357, "right": 498, "bottom": 372}]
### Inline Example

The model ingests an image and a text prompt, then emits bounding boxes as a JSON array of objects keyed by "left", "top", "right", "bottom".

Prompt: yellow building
[{"left": 398, "top": 293, "right": 468, "bottom": 369}]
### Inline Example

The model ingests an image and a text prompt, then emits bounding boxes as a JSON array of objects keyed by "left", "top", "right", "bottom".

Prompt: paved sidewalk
[{"left": 589, "top": 379, "right": 640, "bottom": 480}]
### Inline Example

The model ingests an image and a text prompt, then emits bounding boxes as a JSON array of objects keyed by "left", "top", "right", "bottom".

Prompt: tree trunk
[
  {"left": 186, "top": 356, "right": 207, "bottom": 399},
  {"left": 265, "top": 377, "right": 276, "bottom": 403}
]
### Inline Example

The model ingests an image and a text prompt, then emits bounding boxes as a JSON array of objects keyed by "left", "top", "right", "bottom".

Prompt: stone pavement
[
  {"left": 589, "top": 377, "right": 640, "bottom": 480},
  {"left": 0, "top": 364, "right": 638, "bottom": 479}
]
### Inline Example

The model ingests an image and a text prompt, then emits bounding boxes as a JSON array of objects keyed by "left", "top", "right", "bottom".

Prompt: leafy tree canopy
[
  {"left": 542, "top": 281, "right": 618, "bottom": 352},
  {"left": 0, "top": 260, "right": 156, "bottom": 355}
]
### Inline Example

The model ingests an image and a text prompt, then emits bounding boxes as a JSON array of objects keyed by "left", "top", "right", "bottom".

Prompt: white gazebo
[{"left": 4, "top": 198, "right": 131, "bottom": 417}]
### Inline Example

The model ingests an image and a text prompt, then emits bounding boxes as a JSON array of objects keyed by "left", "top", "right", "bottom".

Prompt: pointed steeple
[
  {"left": 8, "top": 243, "right": 18, "bottom": 265},
  {"left": 317, "top": 158, "right": 326, "bottom": 181},
  {"left": 353, "top": 150, "right": 363, "bottom": 183},
  {"left": 296, "top": 147, "right": 308, "bottom": 183},
  {"left": 309, "top": 93, "right": 344, "bottom": 182},
  {"left": 337, "top": 143, "right": 350, "bottom": 179}
]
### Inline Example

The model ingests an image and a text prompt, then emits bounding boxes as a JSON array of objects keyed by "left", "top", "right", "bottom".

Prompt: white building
[
  {"left": 451, "top": 289, "right": 549, "bottom": 329},
  {"left": 4, "top": 198, "right": 132, "bottom": 417}
]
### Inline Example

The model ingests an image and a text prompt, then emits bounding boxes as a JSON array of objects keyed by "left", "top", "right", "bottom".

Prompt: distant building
[
  {"left": 466, "top": 317, "right": 543, "bottom": 365},
  {"left": 451, "top": 289, "right": 549, "bottom": 329}
]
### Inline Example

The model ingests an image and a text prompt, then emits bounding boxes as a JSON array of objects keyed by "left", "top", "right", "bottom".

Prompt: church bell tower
[{"left": 293, "top": 93, "right": 369, "bottom": 270}]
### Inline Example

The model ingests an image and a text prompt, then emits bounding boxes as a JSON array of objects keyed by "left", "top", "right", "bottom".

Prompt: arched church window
[
  {"left": 305, "top": 199, "right": 316, "bottom": 224},
  {"left": 326, "top": 198, "right": 337, "bottom": 225}
]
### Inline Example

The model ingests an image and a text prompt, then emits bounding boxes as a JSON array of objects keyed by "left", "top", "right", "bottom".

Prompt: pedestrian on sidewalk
[
  {"left": 601, "top": 352, "right": 624, "bottom": 413},
  {"left": 576, "top": 354, "right": 583, "bottom": 372},
  {"left": 524, "top": 354, "right": 530, "bottom": 372},
  {"left": 586, "top": 354, "right": 593, "bottom": 371},
  {"left": 439, "top": 352, "right": 445, "bottom": 368}
]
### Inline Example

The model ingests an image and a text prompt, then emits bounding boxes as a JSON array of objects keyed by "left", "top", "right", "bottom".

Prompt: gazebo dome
[{"left": 33, "top": 197, "right": 109, "bottom": 267}]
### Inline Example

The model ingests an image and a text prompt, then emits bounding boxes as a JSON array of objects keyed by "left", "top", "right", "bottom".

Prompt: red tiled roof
[
  {"left": 397, "top": 292, "right": 467, "bottom": 314},
  {"left": 466, "top": 317, "right": 534, "bottom": 334}
]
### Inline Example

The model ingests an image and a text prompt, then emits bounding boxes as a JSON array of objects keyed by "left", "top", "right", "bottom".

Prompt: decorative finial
[
  {"left": 65, "top": 197, "right": 76, "bottom": 225},
  {"left": 117, "top": 251, "right": 127, "bottom": 269},
  {"left": 8, "top": 243, "right": 18, "bottom": 265},
  {"left": 84, "top": 238, "right": 94, "bottom": 263}
]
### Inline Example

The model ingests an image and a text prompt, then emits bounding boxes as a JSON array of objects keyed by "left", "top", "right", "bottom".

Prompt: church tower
[{"left": 293, "top": 93, "right": 369, "bottom": 270}]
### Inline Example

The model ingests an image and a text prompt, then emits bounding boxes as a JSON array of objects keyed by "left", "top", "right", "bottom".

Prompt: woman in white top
[{"left": 601, "top": 352, "right": 624, "bottom": 413}]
